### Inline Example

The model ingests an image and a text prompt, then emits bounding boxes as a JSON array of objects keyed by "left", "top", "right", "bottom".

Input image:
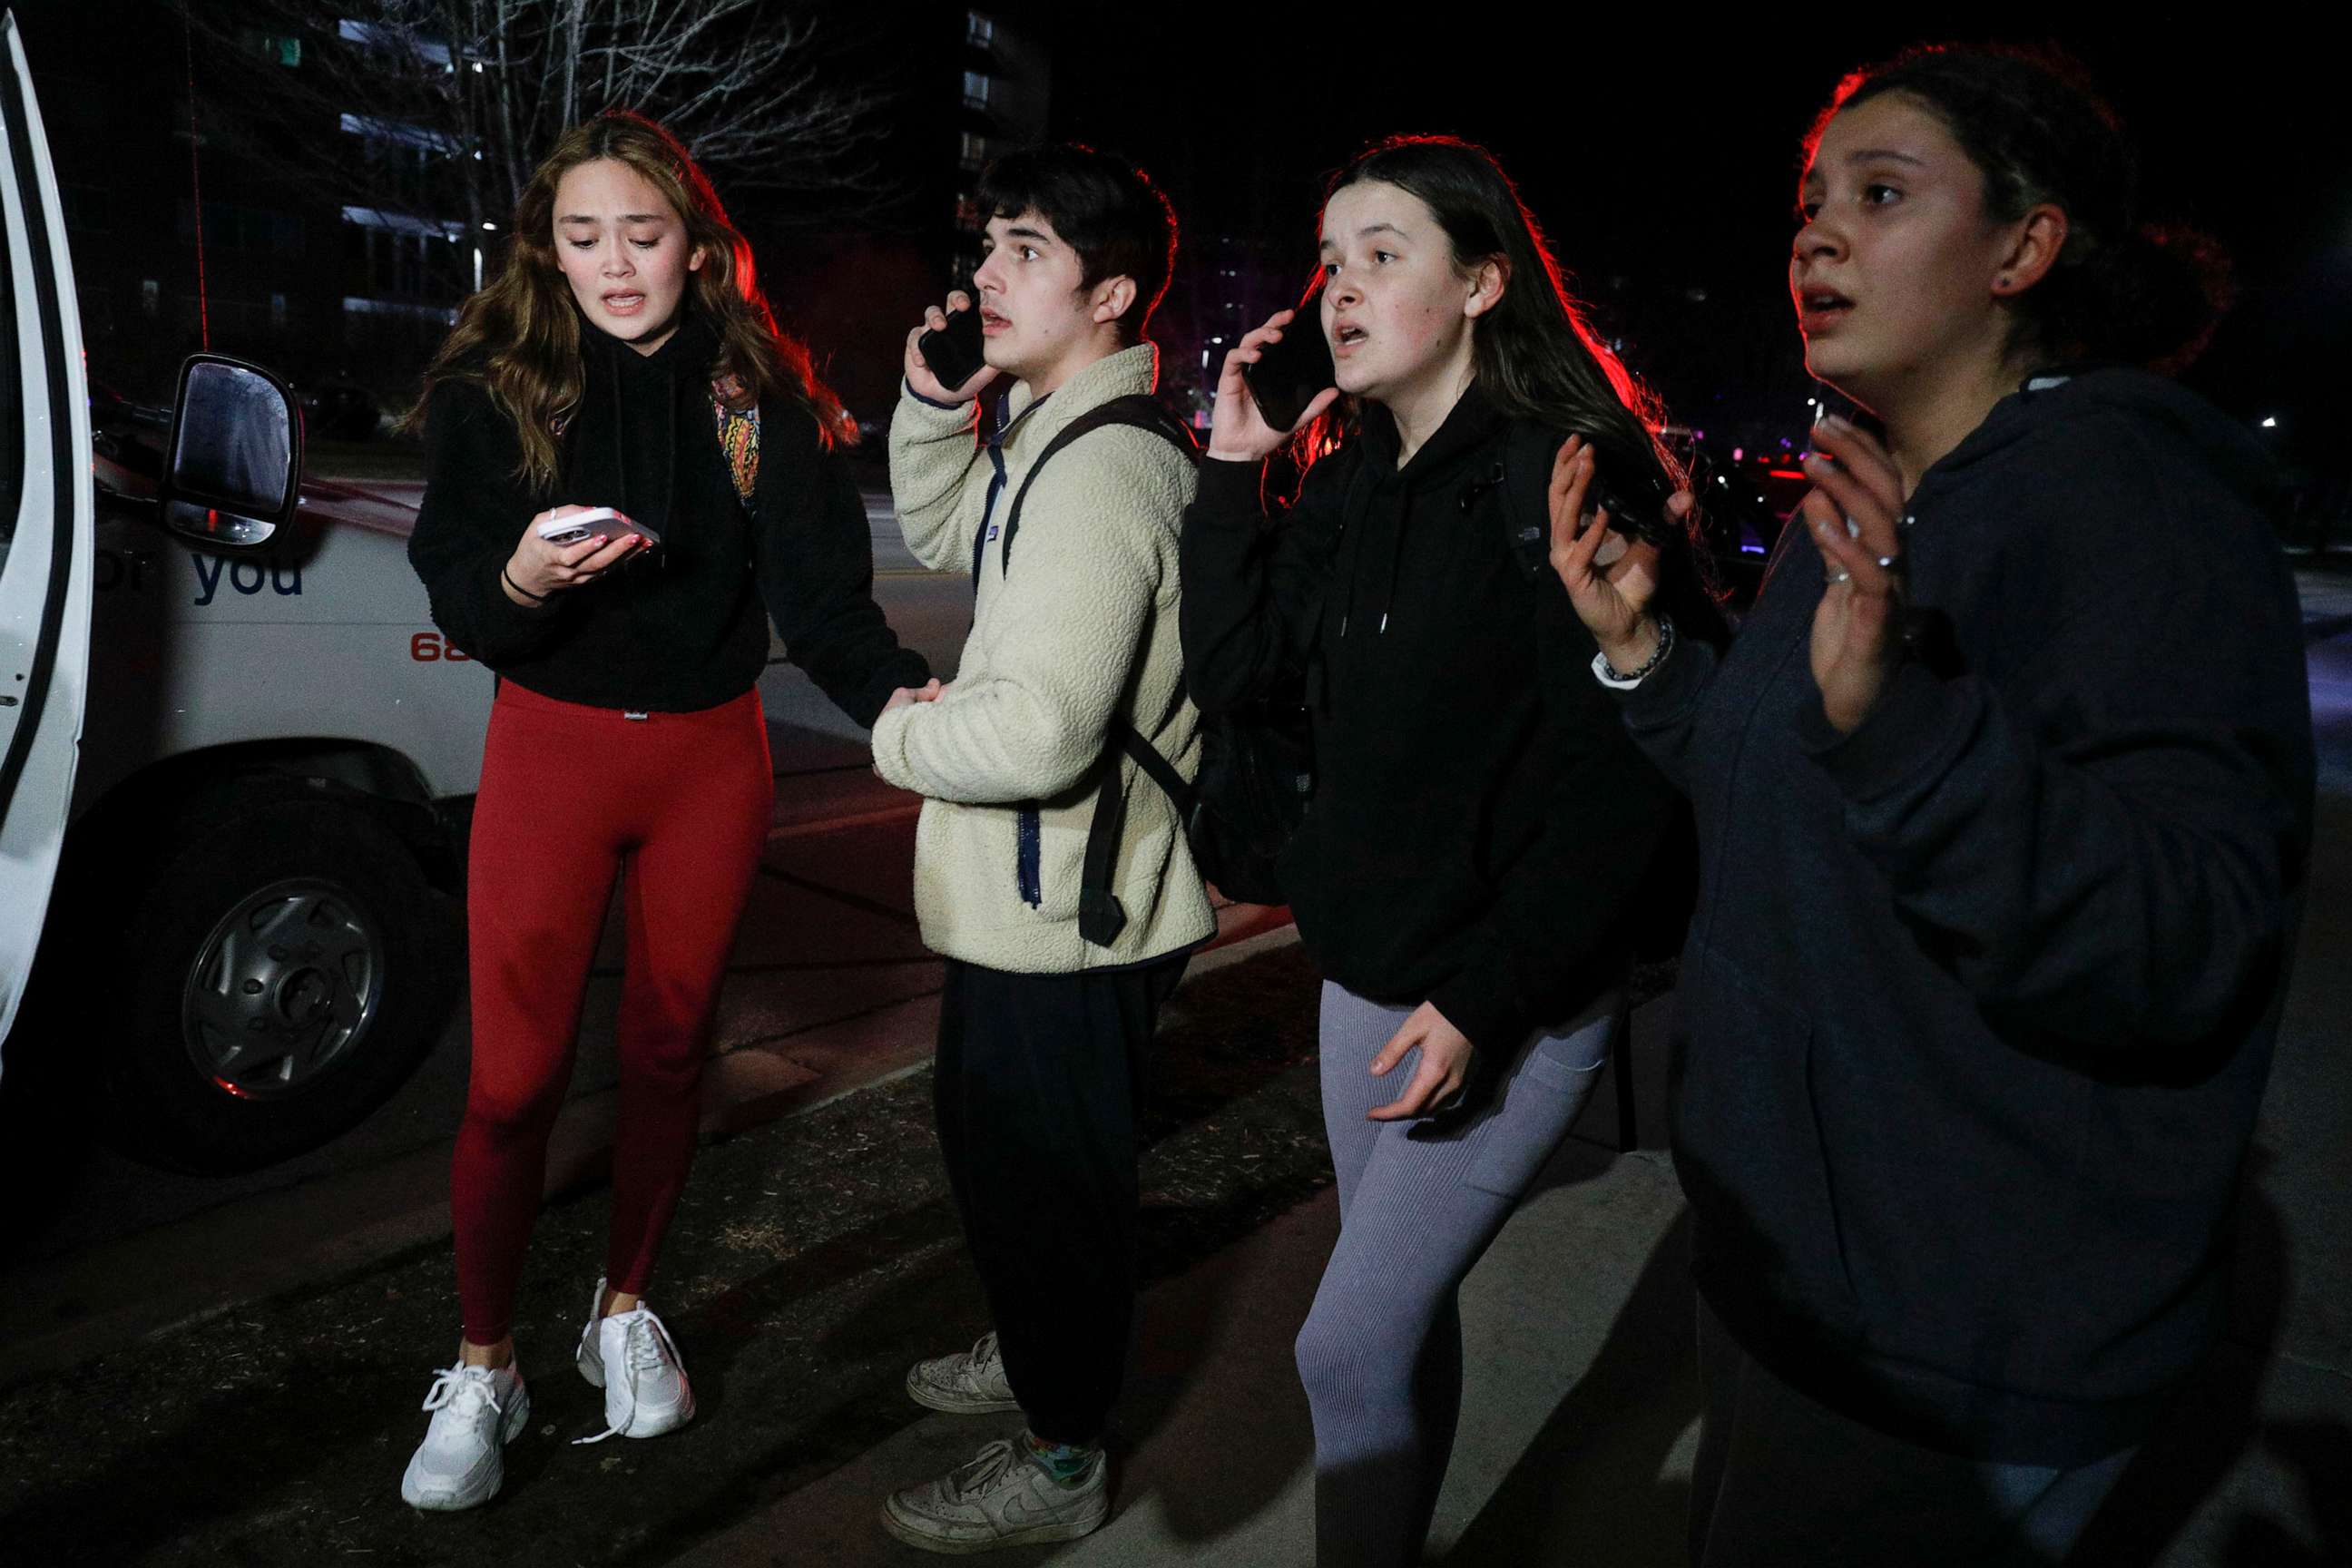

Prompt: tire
[{"left": 83, "top": 792, "right": 458, "bottom": 1173}]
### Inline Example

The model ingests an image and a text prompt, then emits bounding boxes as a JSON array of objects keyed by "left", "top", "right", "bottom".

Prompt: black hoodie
[
  {"left": 1181, "top": 385, "right": 1675, "bottom": 1052},
  {"left": 407, "top": 313, "right": 927, "bottom": 720},
  {"left": 1618, "top": 368, "right": 2314, "bottom": 1465}
]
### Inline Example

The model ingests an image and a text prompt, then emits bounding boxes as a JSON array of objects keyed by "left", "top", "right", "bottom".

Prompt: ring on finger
[{"left": 1829, "top": 567, "right": 1853, "bottom": 585}]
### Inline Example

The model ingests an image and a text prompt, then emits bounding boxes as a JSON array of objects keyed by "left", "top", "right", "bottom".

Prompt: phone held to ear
[
  {"left": 1242, "top": 298, "right": 1338, "bottom": 434},
  {"left": 916, "top": 304, "right": 988, "bottom": 391},
  {"left": 535, "top": 506, "right": 663, "bottom": 548}
]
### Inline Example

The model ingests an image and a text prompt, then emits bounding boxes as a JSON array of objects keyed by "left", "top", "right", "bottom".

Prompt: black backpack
[{"left": 982, "top": 395, "right": 1304, "bottom": 945}]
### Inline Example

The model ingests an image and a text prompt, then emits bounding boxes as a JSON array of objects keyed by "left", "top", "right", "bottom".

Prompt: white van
[{"left": 1, "top": 10, "right": 490, "bottom": 1172}]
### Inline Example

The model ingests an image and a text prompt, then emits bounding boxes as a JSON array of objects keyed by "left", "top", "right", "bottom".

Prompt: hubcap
[{"left": 181, "top": 877, "right": 386, "bottom": 1100}]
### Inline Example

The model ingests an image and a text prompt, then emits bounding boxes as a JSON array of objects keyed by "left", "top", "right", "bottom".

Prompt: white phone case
[{"left": 536, "top": 507, "right": 660, "bottom": 546}]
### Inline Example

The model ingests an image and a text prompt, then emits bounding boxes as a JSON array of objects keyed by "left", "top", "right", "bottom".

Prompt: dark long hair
[
  {"left": 1813, "top": 44, "right": 2230, "bottom": 374},
  {"left": 405, "top": 111, "right": 845, "bottom": 487},
  {"left": 1308, "top": 134, "right": 1720, "bottom": 625}
]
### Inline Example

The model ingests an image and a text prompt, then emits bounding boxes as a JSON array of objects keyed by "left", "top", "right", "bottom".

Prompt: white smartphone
[{"left": 536, "top": 506, "right": 662, "bottom": 547}]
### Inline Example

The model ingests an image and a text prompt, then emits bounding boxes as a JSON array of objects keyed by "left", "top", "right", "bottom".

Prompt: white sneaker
[
  {"left": 880, "top": 1437, "right": 1109, "bottom": 1553},
  {"left": 906, "top": 1330, "right": 1021, "bottom": 1415},
  {"left": 398, "top": 1361, "right": 531, "bottom": 1511},
  {"left": 573, "top": 1278, "right": 693, "bottom": 1441}
]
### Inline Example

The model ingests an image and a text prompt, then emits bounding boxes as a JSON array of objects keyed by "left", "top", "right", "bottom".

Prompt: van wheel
[{"left": 92, "top": 794, "right": 456, "bottom": 1173}]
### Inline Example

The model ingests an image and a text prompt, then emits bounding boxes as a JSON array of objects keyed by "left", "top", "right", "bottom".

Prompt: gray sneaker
[
  {"left": 905, "top": 1330, "right": 1020, "bottom": 1415},
  {"left": 880, "top": 1437, "right": 1109, "bottom": 1553}
]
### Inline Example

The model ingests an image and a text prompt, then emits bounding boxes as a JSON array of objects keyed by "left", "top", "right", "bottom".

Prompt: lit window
[
  {"left": 965, "top": 11, "right": 995, "bottom": 47},
  {"left": 240, "top": 30, "right": 301, "bottom": 67},
  {"left": 959, "top": 132, "right": 988, "bottom": 170},
  {"left": 962, "top": 71, "right": 992, "bottom": 110}
]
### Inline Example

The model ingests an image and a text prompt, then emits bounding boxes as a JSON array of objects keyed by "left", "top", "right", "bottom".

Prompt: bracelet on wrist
[
  {"left": 1601, "top": 614, "right": 1675, "bottom": 683},
  {"left": 500, "top": 564, "right": 548, "bottom": 604}
]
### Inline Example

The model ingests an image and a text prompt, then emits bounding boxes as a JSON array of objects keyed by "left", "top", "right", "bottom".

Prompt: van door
[{"left": 0, "top": 10, "right": 94, "bottom": 1077}]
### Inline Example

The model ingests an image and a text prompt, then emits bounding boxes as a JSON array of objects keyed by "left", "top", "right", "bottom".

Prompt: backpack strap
[
  {"left": 1497, "top": 421, "right": 1569, "bottom": 580},
  {"left": 998, "top": 394, "right": 1199, "bottom": 576},
  {"left": 1076, "top": 722, "right": 1197, "bottom": 946}
]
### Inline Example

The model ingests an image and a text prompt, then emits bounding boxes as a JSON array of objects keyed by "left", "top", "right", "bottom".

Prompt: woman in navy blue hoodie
[{"left": 1553, "top": 45, "right": 2312, "bottom": 1566}]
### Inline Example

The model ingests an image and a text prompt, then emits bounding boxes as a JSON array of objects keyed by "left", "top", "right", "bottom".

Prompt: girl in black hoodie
[
  {"left": 398, "top": 113, "right": 929, "bottom": 1511},
  {"left": 1553, "top": 46, "right": 2310, "bottom": 1565},
  {"left": 1182, "top": 136, "right": 1703, "bottom": 1568}
]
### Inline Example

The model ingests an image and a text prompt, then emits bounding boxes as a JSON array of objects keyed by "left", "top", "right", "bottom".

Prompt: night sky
[
  {"left": 1039, "top": 7, "right": 2348, "bottom": 473},
  {"left": 27, "top": 3, "right": 2339, "bottom": 482}
]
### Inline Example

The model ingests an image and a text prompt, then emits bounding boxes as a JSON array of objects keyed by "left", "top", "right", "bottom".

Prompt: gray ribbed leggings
[{"left": 1296, "top": 981, "right": 1617, "bottom": 1568}]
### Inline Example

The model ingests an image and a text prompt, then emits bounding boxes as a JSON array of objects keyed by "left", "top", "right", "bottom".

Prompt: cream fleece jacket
[{"left": 873, "top": 342, "right": 1214, "bottom": 973}]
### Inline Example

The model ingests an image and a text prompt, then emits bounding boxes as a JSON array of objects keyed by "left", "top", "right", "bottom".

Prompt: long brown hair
[
  {"left": 409, "top": 111, "right": 845, "bottom": 488},
  {"left": 1300, "top": 136, "right": 1723, "bottom": 632},
  {"left": 1307, "top": 136, "right": 1681, "bottom": 498}
]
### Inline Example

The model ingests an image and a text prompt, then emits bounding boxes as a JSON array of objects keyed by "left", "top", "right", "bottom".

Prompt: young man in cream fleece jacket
[{"left": 868, "top": 145, "right": 1211, "bottom": 1554}]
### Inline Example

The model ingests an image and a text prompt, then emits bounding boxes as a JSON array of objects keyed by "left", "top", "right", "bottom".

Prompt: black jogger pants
[{"left": 932, "top": 952, "right": 1189, "bottom": 1446}]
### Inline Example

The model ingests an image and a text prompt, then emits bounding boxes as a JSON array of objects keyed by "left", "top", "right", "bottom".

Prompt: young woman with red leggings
[{"left": 398, "top": 112, "right": 933, "bottom": 1511}]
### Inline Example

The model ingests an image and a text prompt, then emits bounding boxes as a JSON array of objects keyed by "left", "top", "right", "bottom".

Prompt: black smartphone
[
  {"left": 1242, "top": 291, "right": 1336, "bottom": 434},
  {"left": 1585, "top": 440, "right": 1681, "bottom": 550},
  {"left": 916, "top": 305, "right": 987, "bottom": 391}
]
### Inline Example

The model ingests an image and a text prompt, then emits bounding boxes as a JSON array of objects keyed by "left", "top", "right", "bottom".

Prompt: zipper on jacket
[{"left": 968, "top": 393, "right": 1053, "bottom": 587}]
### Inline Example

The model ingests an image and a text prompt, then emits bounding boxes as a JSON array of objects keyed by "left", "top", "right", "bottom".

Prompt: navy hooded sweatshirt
[
  {"left": 407, "top": 312, "right": 927, "bottom": 721},
  {"left": 1617, "top": 368, "right": 2313, "bottom": 1465}
]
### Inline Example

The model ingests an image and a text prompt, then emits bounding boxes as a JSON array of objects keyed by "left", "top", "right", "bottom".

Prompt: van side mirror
[{"left": 160, "top": 355, "right": 304, "bottom": 549}]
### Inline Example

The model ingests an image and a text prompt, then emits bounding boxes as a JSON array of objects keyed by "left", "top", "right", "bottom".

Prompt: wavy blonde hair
[{"left": 409, "top": 111, "right": 844, "bottom": 487}]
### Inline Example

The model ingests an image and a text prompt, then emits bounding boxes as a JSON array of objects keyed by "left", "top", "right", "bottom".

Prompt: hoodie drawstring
[
  {"left": 1335, "top": 485, "right": 1412, "bottom": 647},
  {"left": 1371, "top": 492, "right": 1409, "bottom": 636}
]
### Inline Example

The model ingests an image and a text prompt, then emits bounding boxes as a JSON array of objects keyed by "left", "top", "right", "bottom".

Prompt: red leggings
[{"left": 454, "top": 681, "right": 773, "bottom": 1345}]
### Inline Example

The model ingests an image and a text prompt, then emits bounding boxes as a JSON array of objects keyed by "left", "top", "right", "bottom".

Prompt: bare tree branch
[{"left": 181, "top": 0, "right": 901, "bottom": 228}]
